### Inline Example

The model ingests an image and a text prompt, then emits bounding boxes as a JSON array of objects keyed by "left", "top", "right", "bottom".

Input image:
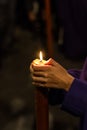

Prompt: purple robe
[
  {"left": 62, "top": 58, "right": 87, "bottom": 130},
  {"left": 49, "top": 58, "right": 87, "bottom": 130}
]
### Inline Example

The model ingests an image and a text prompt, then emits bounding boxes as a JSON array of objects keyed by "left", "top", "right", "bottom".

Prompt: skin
[{"left": 30, "top": 58, "right": 75, "bottom": 91}]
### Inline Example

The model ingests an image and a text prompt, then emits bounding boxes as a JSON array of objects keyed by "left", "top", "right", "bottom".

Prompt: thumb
[{"left": 44, "top": 58, "right": 58, "bottom": 66}]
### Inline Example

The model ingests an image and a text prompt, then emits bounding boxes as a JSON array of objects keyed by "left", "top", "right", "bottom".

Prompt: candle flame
[{"left": 39, "top": 51, "right": 43, "bottom": 61}]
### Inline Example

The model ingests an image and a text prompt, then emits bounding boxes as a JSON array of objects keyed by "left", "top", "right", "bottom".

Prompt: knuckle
[
  {"left": 45, "top": 78, "right": 48, "bottom": 83},
  {"left": 44, "top": 73, "right": 48, "bottom": 78},
  {"left": 32, "top": 76, "right": 35, "bottom": 81}
]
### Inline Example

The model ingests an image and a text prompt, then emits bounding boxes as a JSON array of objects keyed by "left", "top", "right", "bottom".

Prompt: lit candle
[
  {"left": 40, "top": 51, "right": 43, "bottom": 61},
  {"left": 34, "top": 51, "right": 46, "bottom": 65},
  {"left": 33, "top": 51, "right": 49, "bottom": 130}
]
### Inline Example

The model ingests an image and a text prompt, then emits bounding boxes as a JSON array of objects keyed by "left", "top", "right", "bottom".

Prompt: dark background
[{"left": 0, "top": 0, "right": 85, "bottom": 129}]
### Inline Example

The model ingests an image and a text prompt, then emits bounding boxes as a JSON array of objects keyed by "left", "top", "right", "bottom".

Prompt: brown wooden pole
[
  {"left": 35, "top": 87, "right": 49, "bottom": 130},
  {"left": 35, "top": 0, "right": 53, "bottom": 130},
  {"left": 45, "top": 0, "right": 54, "bottom": 57}
]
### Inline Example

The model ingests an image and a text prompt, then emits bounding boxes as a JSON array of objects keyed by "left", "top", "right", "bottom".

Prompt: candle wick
[{"left": 40, "top": 59, "right": 42, "bottom": 62}]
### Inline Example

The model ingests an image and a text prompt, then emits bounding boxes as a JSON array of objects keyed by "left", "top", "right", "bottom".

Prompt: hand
[{"left": 30, "top": 58, "right": 74, "bottom": 91}]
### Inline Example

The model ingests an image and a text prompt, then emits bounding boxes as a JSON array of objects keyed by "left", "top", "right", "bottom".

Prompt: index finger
[{"left": 32, "top": 64, "right": 51, "bottom": 71}]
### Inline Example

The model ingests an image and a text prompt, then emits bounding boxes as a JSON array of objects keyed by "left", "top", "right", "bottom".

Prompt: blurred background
[{"left": 0, "top": 0, "right": 86, "bottom": 130}]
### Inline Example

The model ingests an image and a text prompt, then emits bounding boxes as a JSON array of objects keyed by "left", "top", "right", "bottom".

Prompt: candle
[
  {"left": 34, "top": 51, "right": 46, "bottom": 65},
  {"left": 34, "top": 51, "right": 49, "bottom": 130},
  {"left": 40, "top": 51, "right": 43, "bottom": 61}
]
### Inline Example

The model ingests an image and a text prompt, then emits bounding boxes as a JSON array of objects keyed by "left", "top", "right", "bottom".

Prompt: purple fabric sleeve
[
  {"left": 62, "top": 79, "right": 87, "bottom": 116},
  {"left": 80, "top": 58, "right": 87, "bottom": 80},
  {"left": 49, "top": 69, "right": 82, "bottom": 105},
  {"left": 68, "top": 69, "right": 82, "bottom": 79}
]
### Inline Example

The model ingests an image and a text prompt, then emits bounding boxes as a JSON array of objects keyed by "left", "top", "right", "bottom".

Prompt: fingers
[
  {"left": 30, "top": 63, "right": 33, "bottom": 72},
  {"left": 32, "top": 81, "right": 53, "bottom": 88},
  {"left": 45, "top": 58, "right": 58, "bottom": 66},
  {"left": 32, "top": 64, "right": 51, "bottom": 72},
  {"left": 32, "top": 75, "right": 47, "bottom": 83},
  {"left": 30, "top": 59, "right": 59, "bottom": 88},
  {"left": 30, "top": 58, "right": 56, "bottom": 72},
  {"left": 33, "top": 71, "right": 48, "bottom": 78},
  {"left": 29, "top": 59, "right": 40, "bottom": 73},
  {"left": 32, "top": 82, "right": 46, "bottom": 87}
]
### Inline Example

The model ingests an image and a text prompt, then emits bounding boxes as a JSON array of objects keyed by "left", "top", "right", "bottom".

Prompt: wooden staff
[
  {"left": 35, "top": 87, "right": 49, "bottom": 130},
  {"left": 45, "top": 0, "right": 54, "bottom": 57},
  {"left": 35, "top": 0, "right": 53, "bottom": 130}
]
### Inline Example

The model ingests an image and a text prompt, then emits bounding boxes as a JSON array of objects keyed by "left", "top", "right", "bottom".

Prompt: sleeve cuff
[{"left": 62, "top": 79, "right": 87, "bottom": 116}]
